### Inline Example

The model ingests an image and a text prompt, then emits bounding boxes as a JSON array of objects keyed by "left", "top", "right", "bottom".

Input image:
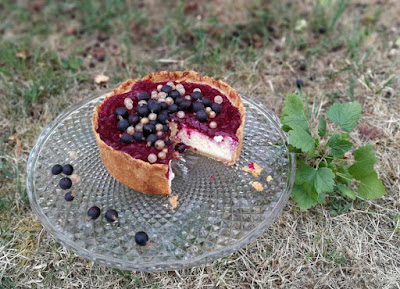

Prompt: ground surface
[{"left": 0, "top": 0, "right": 399, "bottom": 288}]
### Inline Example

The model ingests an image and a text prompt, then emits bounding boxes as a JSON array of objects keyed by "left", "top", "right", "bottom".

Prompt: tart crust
[{"left": 92, "top": 70, "right": 245, "bottom": 195}]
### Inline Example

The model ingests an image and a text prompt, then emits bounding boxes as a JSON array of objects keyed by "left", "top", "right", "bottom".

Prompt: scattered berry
[
  {"left": 209, "top": 111, "right": 216, "bottom": 119},
  {"left": 196, "top": 110, "right": 208, "bottom": 122},
  {"left": 192, "top": 101, "right": 205, "bottom": 112},
  {"left": 148, "top": 101, "right": 161, "bottom": 114},
  {"left": 154, "top": 140, "right": 165, "bottom": 150},
  {"left": 59, "top": 177, "right": 72, "bottom": 190},
  {"left": 177, "top": 111, "right": 185, "bottom": 119},
  {"left": 169, "top": 90, "right": 180, "bottom": 99},
  {"left": 158, "top": 151, "right": 166, "bottom": 160},
  {"left": 214, "top": 95, "right": 223, "bottom": 104},
  {"left": 160, "top": 102, "right": 169, "bottom": 111},
  {"left": 117, "top": 119, "right": 130, "bottom": 132},
  {"left": 163, "top": 125, "right": 169, "bottom": 132},
  {"left": 133, "top": 131, "right": 144, "bottom": 142},
  {"left": 165, "top": 97, "right": 174, "bottom": 106},
  {"left": 146, "top": 134, "right": 157, "bottom": 146},
  {"left": 126, "top": 126, "right": 135, "bottom": 135},
  {"left": 135, "top": 231, "right": 149, "bottom": 246},
  {"left": 138, "top": 92, "right": 150, "bottom": 101},
  {"left": 64, "top": 191, "right": 74, "bottom": 201},
  {"left": 191, "top": 91, "right": 202, "bottom": 101},
  {"left": 175, "top": 143, "right": 187, "bottom": 153},
  {"left": 178, "top": 99, "right": 192, "bottom": 111},
  {"left": 147, "top": 153, "right": 157, "bottom": 163},
  {"left": 296, "top": 79, "right": 304, "bottom": 88},
  {"left": 155, "top": 123, "right": 164, "bottom": 131},
  {"left": 128, "top": 114, "right": 140, "bottom": 126},
  {"left": 51, "top": 164, "right": 63, "bottom": 175},
  {"left": 140, "top": 117, "right": 150, "bottom": 125},
  {"left": 211, "top": 103, "right": 222, "bottom": 114},
  {"left": 87, "top": 206, "right": 101, "bottom": 220},
  {"left": 209, "top": 121, "right": 217, "bottom": 129},
  {"left": 137, "top": 105, "right": 150, "bottom": 117},
  {"left": 157, "top": 111, "right": 169, "bottom": 124},
  {"left": 161, "top": 85, "right": 172, "bottom": 94},
  {"left": 115, "top": 107, "right": 129, "bottom": 119},
  {"left": 121, "top": 133, "right": 133, "bottom": 144},
  {"left": 168, "top": 104, "right": 179, "bottom": 113},
  {"left": 174, "top": 96, "right": 184, "bottom": 106},
  {"left": 105, "top": 209, "right": 118, "bottom": 222},
  {"left": 201, "top": 98, "right": 211, "bottom": 107},
  {"left": 62, "top": 164, "right": 74, "bottom": 175},
  {"left": 143, "top": 123, "right": 156, "bottom": 137}
]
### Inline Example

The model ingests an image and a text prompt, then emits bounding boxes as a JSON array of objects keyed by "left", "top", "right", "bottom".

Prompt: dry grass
[{"left": 1, "top": 0, "right": 399, "bottom": 288}]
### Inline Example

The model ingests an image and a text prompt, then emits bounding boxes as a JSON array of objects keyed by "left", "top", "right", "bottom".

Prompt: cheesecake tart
[{"left": 92, "top": 70, "right": 245, "bottom": 195}]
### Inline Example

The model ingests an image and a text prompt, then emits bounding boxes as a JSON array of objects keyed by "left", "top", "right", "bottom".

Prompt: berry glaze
[{"left": 96, "top": 80, "right": 242, "bottom": 165}]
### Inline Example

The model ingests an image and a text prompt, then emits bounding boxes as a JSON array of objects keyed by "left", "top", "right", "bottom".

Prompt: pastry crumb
[
  {"left": 210, "top": 175, "right": 214, "bottom": 179},
  {"left": 250, "top": 181, "right": 263, "bottom": 191},
  {"left": 169, "top": 195, "right": 179, "bottom": 209},
  {"left": 70, "top": 174, "right": 81, "bottom": 184},
  {"left": 69, "top": 151, "right": 78, "bottom": 159},
  {"left": 266, "top": 175, "right": 273, "bottom": 182},
  {"left": 242, "top": 162, "right": 263, "bottom": 177}
]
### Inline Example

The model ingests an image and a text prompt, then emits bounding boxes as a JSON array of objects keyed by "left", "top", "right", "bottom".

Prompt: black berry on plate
[
  {"left": 138, "top": 92, "right": 150, "bottom": 101},
  {"left": 149, "top": 120, "right": 158, "bottom": 126},
  {"left": 157, "top": 111, "right": 169, "bottom": 124},
  {"left": 143, "top": 123, "right": 156, "bottom": 136},
  {"left": 168, "top": 104, "right": 178, "bottom": 113},
  {"left": 133, "top": 131, "right": 144, "bottom": 142},
  {"left": 51, "top": 164, "right": 63, "bottom": 175},
  {"left": 161, "top": 85, "right": 172, "bottom": 94},
  {"left": 135, "top": 231, "right": 149, "bottom": 246},
  {"left": 192, "top": 102, "right": 205, "bottom": 112},
  {"left": 62, "top": 164, "right": 74, "bottom": 175},
  {"left": 196, "top": 110, "right": 208, "bottom": 122},
  {"left": 174, "top": 142, "right": 187, "bottom": 153},
  {"left": 128, "top": 114, "right": 140, "bottom": 126},
  {"left": 169, "top": 90, "right": 180, "bottom": 99},
  {"left": 146, "top": 134, "right": 157, "bottom": 146},
  {"left": 121, "top": 133, "right": 133, "bottom": 144},
  {"left": 59, "top": 177, "right": 72, "bottom": 190},
  {"left": 64, "top": 191, "right": 74, "bottom": 201},
  {"left": 105, "top": 209, "right": 118, "bottom": 222},
  {"left": 115, "top": 107, "right": 129, "bottom": 119},
  {"left": 87, "top": 206, "right": 101, "bottom": 220},
  {"left": 201, "top": 98, "right": 211, "bottom": 107},
  {"left": 191, "top": 91, "right": 202, "bottom": 101},
  {"left": 296, "top": 79, "right": 304, "bottom": 88},
  {"left": 211, "top": 103, "right": 222, "bottom": 114},
  {"left": 117, "top": 119, "right": 130, "bottom": 132},
  {"left": 137, "top": 105, "right": 150, "bottom": 117}
]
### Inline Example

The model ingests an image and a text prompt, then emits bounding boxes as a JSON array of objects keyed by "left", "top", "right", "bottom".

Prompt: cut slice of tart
[{"left": 92, "top": 70, "right": 245, "bottom": 195}]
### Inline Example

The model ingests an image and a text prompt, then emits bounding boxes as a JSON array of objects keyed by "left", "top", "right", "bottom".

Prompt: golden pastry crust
[{"left": 92, "top": 70, "right": 245, "bottom": 195}]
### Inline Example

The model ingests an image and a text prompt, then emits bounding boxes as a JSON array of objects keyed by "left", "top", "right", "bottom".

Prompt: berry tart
[{"left": 92, "top": 70, "right": 245, "bottom": 195}]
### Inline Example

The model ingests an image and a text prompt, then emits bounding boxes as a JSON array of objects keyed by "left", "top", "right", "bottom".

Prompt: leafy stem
[{"left": 281, "top": 93, "right": 386, "bottom": 211}]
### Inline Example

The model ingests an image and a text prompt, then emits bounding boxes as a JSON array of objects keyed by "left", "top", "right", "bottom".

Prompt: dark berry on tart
[{"left": 92, "top": 70, "right": 245, "bottom": 195}]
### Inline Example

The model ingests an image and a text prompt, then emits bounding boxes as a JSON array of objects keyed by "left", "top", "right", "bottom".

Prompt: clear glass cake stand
[{"left": 26, "top": 91, "right": 295, "bottom": 272}]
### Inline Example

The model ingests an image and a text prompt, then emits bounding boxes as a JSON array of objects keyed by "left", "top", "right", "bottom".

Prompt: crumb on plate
[
  {"left": 242, "top": 162, "right": 263, "bottom": 177},
  {"left": 169, "top": 195, "right": 179, "bottom": 209},
  {"left": 266, "top": 175, "right": 273, "bottom": 182},
  {"left": 250, "top": 181, "right": 263, "bottom": 191}
]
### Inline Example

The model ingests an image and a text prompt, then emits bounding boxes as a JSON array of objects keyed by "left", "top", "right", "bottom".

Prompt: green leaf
[
  {"left": 327, "top": 133, "right": 353, "bottom": 158},
  {"left": 317, "top": 192, "right": 326, "bottom": 204},
  {"left": 337, "top": 183, "right": 356, "bottom": 200},
  {"left": 292, "top": 184, "right": 317, "bottom": 211},
  {"left": 318, "top": 116, "right": 327, "bottom": 136},
  {"left": 336, "top": 164, "right": 352, "bottom": 185},
  {"left": 326, "top": 102, "right": 361, "bottom": 132},
  {"left": 288, "top": 129, "right": 316, "bottom": 154},
  {"left": 314, "top": 167, "right": 335, "bottom": 194},
  {"left": 304, "top": 181, "right": 318, "bottom": 202},
  {"left": 281, "top": 93, "right": 309, "bottom": 131},
  {"left": 357, "top": 172, "right": 386, "bottom": 199},
  {"left": 348, "top": 144, "right": 377, "bottom": 180},
  {"left": 295, "top": 165, "right": 315, "bottom": 185}
]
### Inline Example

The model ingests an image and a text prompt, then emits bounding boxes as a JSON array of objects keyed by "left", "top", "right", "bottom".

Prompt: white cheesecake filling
[{"left": 175, "top": 125, "right": 238, "bottom": 163}]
